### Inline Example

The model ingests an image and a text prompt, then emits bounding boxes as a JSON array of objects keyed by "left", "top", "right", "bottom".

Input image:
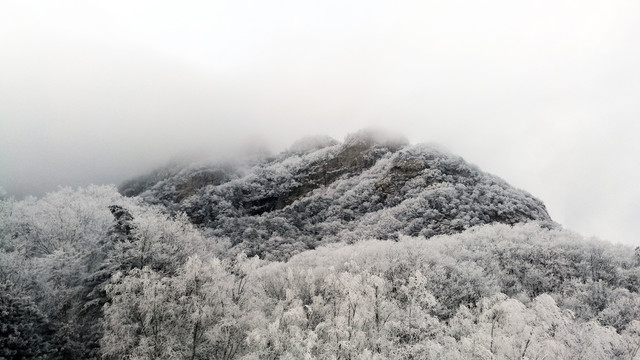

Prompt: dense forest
[{"left": 1, "top": 131, "right": 639, "bottom": 359}]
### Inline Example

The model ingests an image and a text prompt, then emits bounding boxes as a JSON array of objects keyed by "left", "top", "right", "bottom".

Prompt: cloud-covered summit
[{"left": 121, "top": 130, "right": 552, "bottom": 260}]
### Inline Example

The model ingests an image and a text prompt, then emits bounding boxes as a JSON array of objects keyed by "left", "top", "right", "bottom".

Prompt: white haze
[{"left": 1, "top": 0, "right": 639, "bottom": 246}]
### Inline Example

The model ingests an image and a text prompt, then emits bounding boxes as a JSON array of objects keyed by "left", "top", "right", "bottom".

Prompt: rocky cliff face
[{"left": 121, "top": 129, "right": 553, "bottom": 260}]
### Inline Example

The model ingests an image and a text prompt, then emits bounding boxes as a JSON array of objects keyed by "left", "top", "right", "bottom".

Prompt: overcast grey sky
[{"left": 1, "top": 0, "right": 639, "bottom": 246}]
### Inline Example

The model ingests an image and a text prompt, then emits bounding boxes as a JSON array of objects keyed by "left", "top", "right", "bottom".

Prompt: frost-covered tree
[{"left": 0, "top": 280, "right": 57, "bottom": 359}]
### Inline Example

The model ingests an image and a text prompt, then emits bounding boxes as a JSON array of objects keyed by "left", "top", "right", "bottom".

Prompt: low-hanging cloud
[{"left": 1, "top": 0, "right": 639, "bottom": 246}]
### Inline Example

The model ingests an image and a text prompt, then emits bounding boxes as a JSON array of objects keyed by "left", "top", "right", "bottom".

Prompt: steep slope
[{"left": 124, "top": 129, "right": 552, "bottom": 259}]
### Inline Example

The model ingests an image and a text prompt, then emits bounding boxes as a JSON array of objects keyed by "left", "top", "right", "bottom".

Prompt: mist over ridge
[
  {"left": 3, "top": 2, "right": 640, "bottom": 358},
  {"left": 2, "top": 1, "right": 639, "bottom": 245}
]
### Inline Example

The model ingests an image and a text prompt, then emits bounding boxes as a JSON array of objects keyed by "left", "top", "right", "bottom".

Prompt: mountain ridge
[{"left": 120, "top": 129, "right": 553, "bottom": 260}]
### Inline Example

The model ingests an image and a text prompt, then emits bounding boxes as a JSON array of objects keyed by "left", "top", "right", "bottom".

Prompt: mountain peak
[
  {"left": 343, "top": 128, "right": 409, "bottom": 150},
  {"left": 121, "top": 130, "right": 552, "bottom": 259},
  {"left": 288, "top": 135, "right": 339, "bottom": 154}
]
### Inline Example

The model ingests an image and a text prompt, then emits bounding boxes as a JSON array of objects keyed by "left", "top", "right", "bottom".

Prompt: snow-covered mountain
[
  {"left": 2, "top": 130, "right": 638, "bottom": 359},
  {"left": 121, "top": 129, "right": 552, "bottom": 259}
]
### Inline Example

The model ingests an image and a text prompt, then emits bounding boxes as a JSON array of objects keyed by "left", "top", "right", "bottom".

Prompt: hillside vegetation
[{"left": 1, "top": 131, "right": 638, "bottom": 359}]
